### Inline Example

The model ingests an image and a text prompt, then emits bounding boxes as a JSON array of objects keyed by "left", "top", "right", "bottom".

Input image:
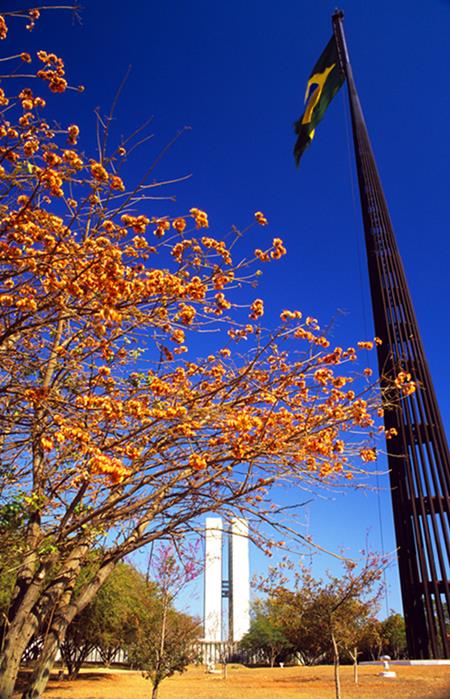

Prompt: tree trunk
[
  {"left": 4, "top": 523, "right": 155, "bottom": 698},
  {"left": 0, "top": 605, "right": 41, "bottom": 699},
  {"left": 21, "top": 559, "right": 117, "bottom": 699},
  {"left": 352, "top": 647, "right": 358, "bottom": 684},
  {"left": 151, "top": 681, "right": 159, "bottom": 699},
  {"left": 21, "top": 594, "right": 78, "bottom": 698},
  {"left": 21, "top": 607, "right": 78, "bottom": 698},
  {"left": 0, "top": 543, "right": 88, "bottom": 699},
  {"left": 61, "top": 642, "right": 92, "bottom": 681},
  {"left": 0, "top": 558, "right": 53, "bottom": 699},
  {"left": 331, "top": 630, "right": 341, "bottom": 699},
  {"left": 21, "top": 626, "right": 93, "bottom": 696},
  {"left": 64, "top": 655, "right": 74, "bottom": 680}
]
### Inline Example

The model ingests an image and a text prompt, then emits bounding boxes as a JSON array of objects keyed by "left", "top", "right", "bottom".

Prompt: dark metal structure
[{"left": 332, "top": 11, "right": 450, "bottom": 658}]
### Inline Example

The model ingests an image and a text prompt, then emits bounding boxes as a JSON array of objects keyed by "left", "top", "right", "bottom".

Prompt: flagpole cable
[{"left": 341, "top": 86, "right": 390, "bottom": 618}]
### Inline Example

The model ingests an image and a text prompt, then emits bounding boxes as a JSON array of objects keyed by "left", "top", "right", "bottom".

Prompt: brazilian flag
[{"left": 294, "top": 36, "right": 345, "bottom": 165}]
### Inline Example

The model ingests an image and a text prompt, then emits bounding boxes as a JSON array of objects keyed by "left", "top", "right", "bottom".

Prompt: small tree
[
  {"left": 126, "top": 544, "right": 201, "bottom": 699},
  {"left": 302, "top": 560, "right": 384, "bottom": 697},
  {"left": 128, "top": 607, "right": 199, "bottom": 699}
]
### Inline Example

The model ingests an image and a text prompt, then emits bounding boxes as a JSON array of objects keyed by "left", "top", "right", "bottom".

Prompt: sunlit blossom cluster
[
  {"left": 36, "top": 50, "right": 67, "bottom": 93},
  {"left": 189, "top": 207, "right": 208, "bottom": 228},
  {"left": 395, "top": 371, "right": 417, "bottom": 396}
]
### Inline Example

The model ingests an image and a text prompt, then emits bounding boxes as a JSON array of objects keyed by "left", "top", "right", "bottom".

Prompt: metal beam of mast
[{"left": 332, "top": 10, "right": 450, "bottom": 658}]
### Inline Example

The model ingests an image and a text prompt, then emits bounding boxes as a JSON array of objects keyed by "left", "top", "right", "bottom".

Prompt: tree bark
[
  {"left": 0, "top": 613, "right": 38, "bottom": 699},
  {"left": 22, "top": 588, "right": 79, "bottom": 699}
]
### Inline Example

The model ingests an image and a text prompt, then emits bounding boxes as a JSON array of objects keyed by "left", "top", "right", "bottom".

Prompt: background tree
[
  {"left": 0, "top": 499, "right": 25, "bottom": 625},
  {"left": 357, "top": 617, "right": 383, "bottom": 661},
  {"left": 59, "top": 562, "right": 153, "bottom": 678},
  {"left": 0, "top": 9, "right": 409, "bottom": 699},
  {"left": 380, "top": 613, "right": 407, "bottom": 659},
  {"left": 240, "top": 599, "right": 292, "bottom": 667}
]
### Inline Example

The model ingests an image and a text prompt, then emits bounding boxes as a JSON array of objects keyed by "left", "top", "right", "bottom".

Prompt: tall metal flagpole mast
[{"left": 331, "top": 10, "right": 450, "bottom": 659}]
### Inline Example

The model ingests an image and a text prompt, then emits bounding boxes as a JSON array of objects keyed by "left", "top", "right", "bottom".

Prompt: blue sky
[{"left": 4, "top": 0, "right": 449, "bottom": 621}]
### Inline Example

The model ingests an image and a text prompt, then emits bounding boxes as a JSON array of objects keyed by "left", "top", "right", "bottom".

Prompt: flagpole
[{"left": 331, "top": 10, "right": 450, "bottom": 659}]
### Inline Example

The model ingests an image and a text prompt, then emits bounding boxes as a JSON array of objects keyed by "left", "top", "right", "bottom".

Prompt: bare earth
[{"left": 15, "top": 664, "right": 450, "bottom": 699}]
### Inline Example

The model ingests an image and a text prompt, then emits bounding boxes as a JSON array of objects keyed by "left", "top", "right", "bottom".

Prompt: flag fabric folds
[{"left": 294, "top": 35, "right": 345, "bottom": 165}]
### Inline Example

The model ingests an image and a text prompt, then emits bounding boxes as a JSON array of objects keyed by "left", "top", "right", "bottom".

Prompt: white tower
[
  {"left": 230, "top": 517, "right": 250, "bottom": 642},
  {"left": 203, "top": 517, "right": 223, "bottom": 641}
]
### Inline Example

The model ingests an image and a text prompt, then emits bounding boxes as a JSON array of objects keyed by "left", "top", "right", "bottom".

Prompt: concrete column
[
  {"left": 204, "top": 517, "right": 222, "bottom": 641},
  {"left": 230, "top": 517, "right": 250, "bottom": 642}
]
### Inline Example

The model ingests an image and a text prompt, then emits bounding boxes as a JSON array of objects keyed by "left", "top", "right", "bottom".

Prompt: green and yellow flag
[{"left": 294, "top": 36, "right": 345, "bottom": 165}]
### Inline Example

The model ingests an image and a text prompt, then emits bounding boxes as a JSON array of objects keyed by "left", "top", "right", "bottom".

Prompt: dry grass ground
[{"left": 14, "top": 663, "right": 450, "bottom": 699}]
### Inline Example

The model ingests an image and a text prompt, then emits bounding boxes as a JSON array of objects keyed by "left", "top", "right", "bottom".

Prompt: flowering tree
[{"left": 0, "top": 9, "right": 415, "bottom": 699}]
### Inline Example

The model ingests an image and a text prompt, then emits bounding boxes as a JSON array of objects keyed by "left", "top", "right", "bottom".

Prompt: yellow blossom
[
  {"left": 360, "top": 447, "right": 377, "bottom": 462},
  {"left": 110, "top": 175, "right": 125, "bottom": 191},
  {"left": 173, "top": 217, "right": 187, "bottom": 233},
  {"left": 0, "top": 15, "right": 8, "bottom": 40},
  {"left": 67, "top": 124, "right": 79, "bottom": 144},
  {"left": 358, "top": 341, "right": 374, "bottom": 350},
  {"left": 249, "top": 298, "right": 264, "bottom": 319},
  {"left": 90, "top": 161, "right": 109, "bottom": 182},
  {"left": 254, "top": 211, "right": 268, "bottom": 225},
  {"left": 189, "top": 453, "right": 207, "bottom": 471}
]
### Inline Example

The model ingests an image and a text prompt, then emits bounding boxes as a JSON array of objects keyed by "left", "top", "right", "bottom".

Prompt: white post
[
  {"left": 230, "top": 517, "right": 250, "bottom": 642},
  {"left": 204, "top": 518, "right": 223, "bottom": 642}
]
